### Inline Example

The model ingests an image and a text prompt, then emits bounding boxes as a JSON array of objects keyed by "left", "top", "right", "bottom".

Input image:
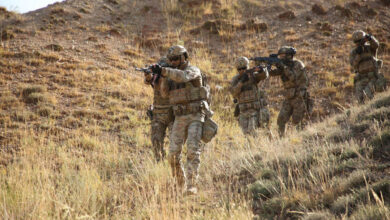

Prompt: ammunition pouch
[
  {"left": 358, "top": 57, "right": 376, "bottom": 74},
  {"left": 284, "top": 88, "right": 296, "bottom": 99},
  {"left": 169, "top": 86, "right": 209, "bottom": 105},
  {"left": 172, "top": 102, "right": 203, "bottom": 116},
  {"left": 238, "top": 89, "right": 257, "bottom": 104},
  {"left": 377, "top": 59, "right": 383, "bottom": 69},
  {"left": 375, "top": 73, "right": 387, "bottom": 92},
  {"left": 147, "top": 108, "right": 153, "bottom": 121},
  {"left": 201, "top": 117, "right": 218, "bottom": 143},
  {"left": 238, "top": 101, "right": 262, "bottom": 112},
  {"left": 150, "top": 106, "right": 174, "bottom": 121},
  {"left": 302, "top": 90, "right": 314, "bottom": 114},
  {"left": 234, "top": 104, "right": 240, "bottom": 117}
]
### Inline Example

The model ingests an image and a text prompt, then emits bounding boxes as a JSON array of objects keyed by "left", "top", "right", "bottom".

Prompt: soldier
[
  {"left": 229, "top": 57, "right": 270, "bottom": 135},
  {"left": 151, "top": 45, "right": 212, "bottom": 195},
  {"left": 350, "top": 30, "right": 386, "bottom": 103},
  {"left": 269, "top": 46, "right": 311, "bottom": 136},
  {"left": 143, "top": 57, "right": 174, "bottom": 162}
]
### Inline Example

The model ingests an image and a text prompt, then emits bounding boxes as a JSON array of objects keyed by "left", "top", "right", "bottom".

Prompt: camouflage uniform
[
  {"left": 350, "top": 30, "right": 386, "bottom": 103},
  {"left": 144, "top": 70, "right": 174, "bottom": 162},
  {"left": 269, "top": 46, "right": 310, "bottom": 136},
  {"left": 229, "top": 57, "right": 270, "bottom": 135},
  {"left": 159, "top": 46, "right": 211, "bottom": 194}
]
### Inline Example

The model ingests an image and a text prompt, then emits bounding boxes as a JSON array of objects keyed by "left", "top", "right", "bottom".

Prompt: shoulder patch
[
  {"left": 294, "top": 59, "right": 305, "bottom": 69},
  {"left": 186, "top": 65, "right": 201, "bottom": 73}
]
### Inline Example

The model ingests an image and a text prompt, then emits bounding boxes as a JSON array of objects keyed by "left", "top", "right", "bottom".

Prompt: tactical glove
[
  {"left": 365, "top": 34, "right": 372, "bottom": 41},
  {"left": 151, "top": 64, "right": 162, "bottom": 75}
]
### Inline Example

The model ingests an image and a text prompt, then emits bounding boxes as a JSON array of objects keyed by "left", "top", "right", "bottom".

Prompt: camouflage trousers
[
  {"left": 151, "top": 111, "right": 173, "bottom": 162},
  {"left": 277, "top": 95, "right": 307, "bottom": 136},
  {"left": 354, "top": 73, "right": 377, "bottom": 104},
  {"left": 238, "top": 108, "right": 270, "bottom": 135},
  {"left": 168, "top": 112, "right": 204, "bottom": 190}
]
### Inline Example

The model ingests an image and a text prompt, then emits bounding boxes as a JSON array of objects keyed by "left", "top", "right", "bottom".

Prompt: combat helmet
[
  {"left": 235, "top": 57, "right": 249, "bottom": 70},
  {"left": 167, "top": 45, "right": 188, "bottom": 60},
  {"left": 352, "top": 30, "right": 366, "bottom": 43},
  {"left": 278, "top": 46, "right": 296, "bottom": 56}
]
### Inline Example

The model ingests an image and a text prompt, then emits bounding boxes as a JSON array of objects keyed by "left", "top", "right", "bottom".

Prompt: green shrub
[{"left": 369, "top": 130, "right": 390, "bottom": 160}]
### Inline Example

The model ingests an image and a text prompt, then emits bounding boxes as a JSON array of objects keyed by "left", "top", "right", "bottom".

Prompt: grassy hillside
[{"left": 0, "top": 0, "right": 389, "bottom": 219}]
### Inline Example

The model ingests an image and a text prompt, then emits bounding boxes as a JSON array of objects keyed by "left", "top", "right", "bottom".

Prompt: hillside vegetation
[{"left": 0, "top": 0, "right": 389, "bottom": 219}]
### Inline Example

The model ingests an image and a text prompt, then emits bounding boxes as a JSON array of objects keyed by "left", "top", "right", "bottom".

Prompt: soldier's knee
[
  {"left": 277, "top": 114, "right": 288, "bottom": 126},
  {"left": 187, "top": 149, "right": 200, "bottom": 163},
  {"left": 152, "top": 136, "right": 163, "bottom": 145},
  {"left": 292, "top": 112, "right": 304, "bottom": 125},
  {"left": 168, "top": 153, "right": 180, "bottom": 165}
]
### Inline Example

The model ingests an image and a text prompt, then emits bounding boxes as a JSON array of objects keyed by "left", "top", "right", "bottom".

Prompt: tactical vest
[
  {"left": 280, "top": 60, "right": 308, "bottom": 99},
  {"left": 153, "top": 89, "right": 170, "bottom": 107},
  {"left": 355, "top": 45, "right": 377, "bottom": 74},
  {"left": 169, "top": 80, "right": 208, "bottom": 105},
  {"left": 237, "top": 83, "right": 258, "bottom": 104}
]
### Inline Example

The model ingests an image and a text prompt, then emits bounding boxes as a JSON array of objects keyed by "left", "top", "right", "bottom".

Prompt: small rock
[
  {"left": 381, "top": 0, "right": 390, "bottom": 6},
  {"left": 106, "top": 0, "right": 119, "bottom": 5},
  {"left": 366, "top": 8, "right": 378, "bottom": 17},
  {"left": 278, "top": 10, "right": 296, "bottom": 19},
  {"left": 87, "top": 36, "right": 98, "bottom": 42},
  {"left": 242, "top": 18, "right": 268, "bottom": 32},
  {"left": 45, "top": 44, "right": 64, "bottom": 52},
  {"left": 335, "top": 5, "right": 352, "bottom": 17},
  {"left": 1, "top": 30, "right": 14, "bottom": 41},
  {"left": 346, "top": 2, "right": 361, "bottom": 9},
  {"left": 108, "top": 29, "right": 121, "bottom": 37},
  {"left": 312, "top": 3, "right": 327, "bottom": 15}
]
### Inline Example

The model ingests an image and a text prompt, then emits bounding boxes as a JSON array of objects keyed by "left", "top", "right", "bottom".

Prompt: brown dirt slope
[{"left": 0, "top": 0, "right": 389, "bottom": 219}]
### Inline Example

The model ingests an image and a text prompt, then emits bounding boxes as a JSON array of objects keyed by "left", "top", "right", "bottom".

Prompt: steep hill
[{"left": 0, "top": 0, "right": 389, "bottom": 219}]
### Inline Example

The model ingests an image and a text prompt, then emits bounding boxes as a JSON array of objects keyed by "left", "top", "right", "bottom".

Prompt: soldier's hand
[
  {"left": 275, "top": 62, "right": 284, "bottom": 69},
  {"left": 144, "top": 72, "right": 153, "bottom": 82},
  {"left": 254, "top": 66, "right": 261, "bottom": 72},
  {"left": 151, "top": 64, "right": 162, "bottom": 75},
  {"left": 365, "top": 34, "right": 372, "bottom": 41}
]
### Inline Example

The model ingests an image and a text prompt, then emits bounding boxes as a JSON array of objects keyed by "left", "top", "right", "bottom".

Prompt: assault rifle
[
  {"left": 356, "top": 34, "right": 372, "bottom": 54},
  {"left": 135, "top": 59, "right": 170, "bottom": 87},
  {"left": 249, "top": 54, "right": 282, "bottom": 70},
  {"left": 238, "top": 65, "right": 268, "bottom": 83}
]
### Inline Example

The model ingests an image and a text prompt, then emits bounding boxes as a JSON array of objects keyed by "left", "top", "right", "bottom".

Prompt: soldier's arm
[
  {"left": 159, "top": 77, "right": 170, "bottom": 98},
  {"left": 349, "top": 50, "right": 359, "bottom": 71},
  {"left": 144, "top": 72, "right": 153, "bottom": 85},
  {"left": 293, "top": 61, "right": 309, "bottom": 89},
  {"left": 161, "top": 66, "right": 201, "bottom": 83},
  {"left": 268, "top": 67, "right": 282, "bottom": 76},
  {"left": 279, "top": 63, "right": 295, "bottom": 80},
  {"left": 369, "top": 35, "right": 379, "bottom": 51},
  {"left": 229, "top": 76, "right": 243, "bottom": 98},
  {"left": 253, "top": 67, "right": 269, "bottom": 83}
]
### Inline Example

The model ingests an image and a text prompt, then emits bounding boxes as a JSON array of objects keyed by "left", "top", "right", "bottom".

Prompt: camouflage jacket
[
  {"left": 161, "top": 62, "right": 211, "bottom": 116},
  {"left": 269, "top": 59, "right": 309, "bottom": 99},
  {"left": 350, "top": 36, "right": 379, "bottom": 74},
  {"left": 144, "top": 73, "right": 171, "bottom": 108},
  {"left": 270, "top": 59, "right": 308, "bottom": 89},
  {"left": 229, "top": 69, "right": 268, "bottom": 104}
]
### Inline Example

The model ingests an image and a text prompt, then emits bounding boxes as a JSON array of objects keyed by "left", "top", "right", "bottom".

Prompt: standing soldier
[
  {"left": 229, "top": 57, "right": 270, "bottom": 135},
  {"left": 143, "top": 57, "right": 174, "bottom": 162},
  {"left": 269, "top": 46, "right": 311, "bottom": 137},
  {"left": 350, "top": 30, "right": 386, "bottom": 103},
  {"left": 151, "top": 45, "right": 214, "bottom": 195}
]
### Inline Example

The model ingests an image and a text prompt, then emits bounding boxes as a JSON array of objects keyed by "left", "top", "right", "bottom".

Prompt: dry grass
[{"left": 0, "top": 0, "right": 389, "bottom": 219}]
